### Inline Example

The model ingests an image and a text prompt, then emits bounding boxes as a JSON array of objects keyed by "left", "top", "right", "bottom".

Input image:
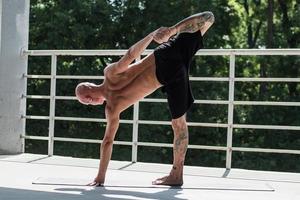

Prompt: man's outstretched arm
[
  {"left": 109, "top": 31, "right": 156, "bottom": 75},
  {"left": 88, "top": 108, "right": 120, "bottom": 186},
  {"left": 108, "top": 26, "right": 176, "bottom": 75}
]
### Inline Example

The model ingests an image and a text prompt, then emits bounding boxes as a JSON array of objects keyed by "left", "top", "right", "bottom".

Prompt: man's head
[{"left": 75, "top": 82, "right": 105, "bottom": 105}]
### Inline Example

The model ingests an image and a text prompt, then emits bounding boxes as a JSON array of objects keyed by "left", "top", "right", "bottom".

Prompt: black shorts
[{"left": 154, "top": 31, "right": 203, "bottom": 119}]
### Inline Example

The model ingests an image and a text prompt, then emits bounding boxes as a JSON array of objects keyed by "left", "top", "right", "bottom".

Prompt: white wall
[{"left": 0, "top": 0, "right": 30, "bottom": 154}]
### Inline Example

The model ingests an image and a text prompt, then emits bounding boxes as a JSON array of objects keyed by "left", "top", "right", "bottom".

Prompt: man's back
[{"left": 103, "top": 53, "right": 162, "bottom": 114}]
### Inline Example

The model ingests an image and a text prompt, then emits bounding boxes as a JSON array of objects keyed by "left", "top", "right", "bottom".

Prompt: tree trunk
[
  {"left": 278, "top": 0, "right": 293, "bottom": 47},
  {"left": 258, "top": 0, "right": 274, "bottom": 98},
  {"left": 278, "top": 0, "right": 299, "bottom": 97},
  {"left": 243, "top": 0, "right": 262, "bottom": 48},
  {"left": 267, "top": 0, "right": 274, "bottom": 48}
]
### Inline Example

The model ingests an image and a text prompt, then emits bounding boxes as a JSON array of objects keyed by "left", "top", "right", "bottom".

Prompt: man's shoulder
[
  {"left": 104, "top": 63, "right": 116, "bottom": 76},
  {"left": 104, "top": 62, "right": 127, "bottom": 78}
]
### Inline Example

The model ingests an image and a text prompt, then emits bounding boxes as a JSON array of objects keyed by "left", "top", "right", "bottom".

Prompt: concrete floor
[{"left": 0, "top": 154, "right": 299, "bottom": 200}]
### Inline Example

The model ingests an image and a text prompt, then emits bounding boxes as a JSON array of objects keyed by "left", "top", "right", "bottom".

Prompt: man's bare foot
[{"left": 152, "top": 175, "right": 183, "bottom": 186}]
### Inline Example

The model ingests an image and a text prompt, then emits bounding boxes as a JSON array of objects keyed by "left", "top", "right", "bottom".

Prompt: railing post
[
  {"left": 226, "top": 53, "right": 235, "bottom": 169},
  {"left": 131, "top": 56, "right": 141, "bottom": 163},
  {"left": 132, "top": 102, "right": 139, "bottom": 163},
  {"left": 48, "top": 55, "right": 57, "bottom": 156}
]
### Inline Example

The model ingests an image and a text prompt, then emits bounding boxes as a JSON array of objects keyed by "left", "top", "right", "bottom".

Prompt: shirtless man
[{"left": 76, "top": 11, "right": 215, "bottom": 186}]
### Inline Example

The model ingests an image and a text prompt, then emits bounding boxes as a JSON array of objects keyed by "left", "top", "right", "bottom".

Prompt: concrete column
[{"left": 0, "top": 0, "right": 30, "bottom": 154}]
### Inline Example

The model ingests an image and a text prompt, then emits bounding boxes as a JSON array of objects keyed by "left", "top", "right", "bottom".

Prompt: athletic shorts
[{"left": 154, "top": 31, "right": 203, "bottom": 119}]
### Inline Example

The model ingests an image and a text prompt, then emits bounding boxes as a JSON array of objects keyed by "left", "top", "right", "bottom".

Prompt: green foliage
[{"left": 26, "top": 0, "right": 300, "bottom": 172}]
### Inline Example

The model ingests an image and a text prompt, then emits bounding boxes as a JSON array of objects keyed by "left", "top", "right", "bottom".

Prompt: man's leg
[{"left": 152, "top": 114, "right": 188, "bottom": 186}]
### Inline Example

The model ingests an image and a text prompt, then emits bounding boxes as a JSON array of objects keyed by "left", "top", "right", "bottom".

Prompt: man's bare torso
[{"left": 103, "top": 53, "right": 162, "bottom": 114}]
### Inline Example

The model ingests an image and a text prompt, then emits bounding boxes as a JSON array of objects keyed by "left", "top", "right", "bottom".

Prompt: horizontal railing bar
[
  {"left": 187, "top": 122, "right": 229, "bottom": 128},
  {"left": 23, "top": 49, "right": 152, "bottom": 56},
  {"left": 24, "top": 74, "right": 300, "bottom": 83},
  {"left": 23, "top": 49, "right": 300, "bottom": 56},
  {"left": 23, "top": 95, "right": 51, "bottom": 99},
  {"left": 194, "top": 100, "right": 229, "bottom": 104},
  {"left": 189, "top": 77, "right": 300, "bottom": 82},
  {"left": 233, "top": 124, "right": 300, "bottom": 131},
  {"left": 24, "top": 75, "right": 51, "bottom": 79},
  {"left": 140, "top": 99, "right": 229, "bottom": 104},
  {"left": 24, "top": 74, "right": 105, "bottom": 80},
  {"left": 140, "top": 98, "right": 167, "bottom": 103},
  {"left": 137, "top": 142, "right": 227, "bottom": 151},
  {"left": 22, "top": 95, "right": 300, "bottom": 106},
  {"left": 232, "top": 147, "right": 300, "bottom": 154},
  {"left": 54, "top": 116, "right": 133, "bottom": 124},
  {"left": 234, "top": 101, "right": 300, "bottom": 106},
  {"left": 22, "top": 115, "right": 50, "bottom": 120},
  {"left": 55, "top": 116, "right": 106, "bottom": 123},
  {"left": 53, "top": 137, "right": 101, "bottom": 144},
  {"left": 22, "top": 135, "right": 300, "bottom": 154},
  {"left": 55, "top": 96, "right": 77, "bottom": 100},
  {"left": 188, "top": 144, "right": 227, "bottom": 151},
  {"left": 23, "top": 75, "right": 230, "bottom": 81},
  {"left": 137, "top": 142, "right": 173, "bottom": 148},
  {"left": 136, "top": 120, "right": 171, "bottom": 125},
  {"left": 196, "top": 49, "right": 300, "bottom": 56},
  {"left": 139, "top": 120, "right": 229, "bottom": 128},
  {"left": 21, "top": 115, "right": 132, "bottom": 123},
  {"left": 21, "top": 135, "right": 132, "bottom": 145},
  {"left": 235, "top": 78, "right": 300, "bottom": 82},
  {"left": 23, "top": 95, "right": 77, "bottom": 100},
  {"left": 21, "top": 135, "right": 49, "bottom": 141},
  {"left": 56, "top": 75, "right": 105, "bottom": 79},
  {"left": 22, "top": 115, "right": 300, "bottom": 130},
  {"left": 54, "top": 137, "right": 132, "bottom": 145},
  {"left": 189, "top": 77, "right": 229, "bottom": 81}
]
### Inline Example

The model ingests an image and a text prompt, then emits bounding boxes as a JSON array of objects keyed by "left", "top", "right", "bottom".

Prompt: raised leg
[
  {"left": 172, "top": 11, "right": 215, "bottom": 36},
  {"left": 152, "top": 114, "right": 188, "bottom": 186}
]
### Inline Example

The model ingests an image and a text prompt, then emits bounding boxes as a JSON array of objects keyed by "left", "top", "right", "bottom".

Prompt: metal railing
[{"left": 21, "top": 49, "right": 300, "bottom": 169}]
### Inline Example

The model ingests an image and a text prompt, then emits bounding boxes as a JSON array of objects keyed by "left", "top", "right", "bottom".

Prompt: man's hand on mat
[{"left": 153, "top": 27, "right": 175, "bottom": 44}]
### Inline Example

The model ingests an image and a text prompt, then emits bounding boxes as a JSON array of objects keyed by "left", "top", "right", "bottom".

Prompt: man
[{"left": 76, "top": 11, "right": 215, "bottom": 186}]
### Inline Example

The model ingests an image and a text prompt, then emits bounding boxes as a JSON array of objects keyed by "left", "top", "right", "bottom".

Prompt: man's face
[
  {"left": 78, "top": 94, "right": 104, "bottom": 105},
  {"left": 76, "top": 82, "right": 104, "bottom": 105}
]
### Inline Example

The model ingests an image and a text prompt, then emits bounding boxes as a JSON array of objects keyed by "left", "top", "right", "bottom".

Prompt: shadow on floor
[{"left": 0, "top": 186, "right": 187, "bottom": 200}]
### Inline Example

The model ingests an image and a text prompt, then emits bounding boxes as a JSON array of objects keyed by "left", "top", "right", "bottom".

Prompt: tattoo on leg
[
  {"left": 178, "top": 11, "right": 215, "bottom": 33},
  {"left": 180, "top": 20, "right": 205, "bottom": 33},
  {"left": 174, "top": 131, "right": 188, "bottom": 154}
]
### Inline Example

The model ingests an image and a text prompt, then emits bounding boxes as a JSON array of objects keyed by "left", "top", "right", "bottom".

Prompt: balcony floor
[{"left": 0, "top": 153, "right": 300, "bottom": 200}]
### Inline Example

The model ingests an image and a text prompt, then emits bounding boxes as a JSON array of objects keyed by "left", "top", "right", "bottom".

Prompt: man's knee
[{"left": 171, "top": 115, "right": 187, "bottom": 133}]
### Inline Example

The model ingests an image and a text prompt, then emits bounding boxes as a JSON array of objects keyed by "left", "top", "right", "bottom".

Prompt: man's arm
[
  {"left": 89, "top": 108, "right": 120, "bottom": 186},
  {"left": 109, "top": 31, "right": 156, "bottom": 75}
]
